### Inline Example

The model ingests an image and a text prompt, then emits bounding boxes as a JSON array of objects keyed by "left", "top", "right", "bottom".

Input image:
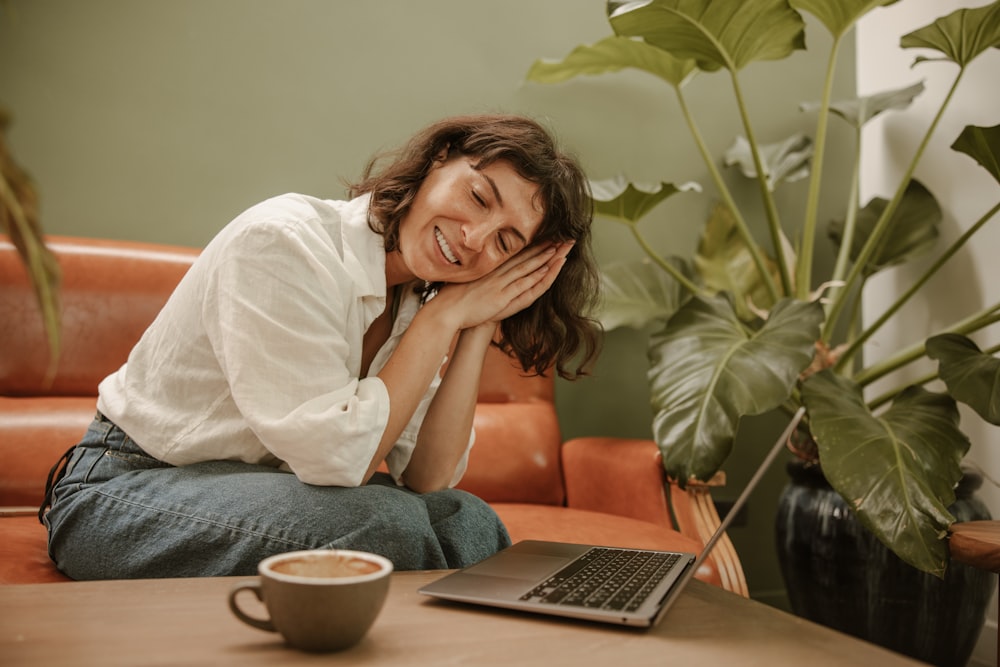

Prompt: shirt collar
[{"left": 337, "top": 192, "right": 385, "bottom": 300}]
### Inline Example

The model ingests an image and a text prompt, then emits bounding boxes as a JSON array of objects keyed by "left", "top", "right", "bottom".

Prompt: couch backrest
[
  {"left": 1, "top": 236, "right": 199, "bottom": 396},
  {"left": 0, "top": 236, "right": 565, "bottom": 505}
]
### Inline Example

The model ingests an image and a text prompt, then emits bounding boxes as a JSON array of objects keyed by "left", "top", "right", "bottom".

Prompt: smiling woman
[
  {"left": 38, "top": 113, "right": 601, "bottom": 582},
  {"left": 354, "top": 114, "right": 600, "bottom": 381}
]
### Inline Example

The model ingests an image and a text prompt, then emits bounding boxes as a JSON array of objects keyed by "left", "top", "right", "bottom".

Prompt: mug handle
[{"left": 228, "top": 582, "right": 277, "bottom": 633}]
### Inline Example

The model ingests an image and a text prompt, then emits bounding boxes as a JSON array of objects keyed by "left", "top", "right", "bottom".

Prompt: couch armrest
[
  {"left": 666, "top": 475, "right": 747, "bottom": 596},
  {"left": 561, "top": 436, "right": 748, "bottom": 596}
]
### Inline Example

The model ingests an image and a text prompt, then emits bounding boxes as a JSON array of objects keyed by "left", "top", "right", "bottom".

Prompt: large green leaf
[
  {"left": 590, "top": 175, "right": 701, "bottom": 225},
  {"left": 829, "top": 179, "right": 941, "bottom": 276},
  {"left": 526, "top": 35, "right": 697, "bottom": 87},
  {"left": 901, "top": 1, "right": 1000, "bottom": 68},
  {"left": 609, "top": 0, "right": 806, "bottom": 73},
  {"left": 951, "top": 123, "right": 1000, "bottom": 186},
  {"left": 694, "top": 203, "right": 779, "bottom": 319},
  {"left": 802, "top": 371, "right": 969, "bottom": 576},
  {"left": 648, "top": 295, "right": 823, "bottom": 483},
  {"left": 790, "top": 0, "right": 900, "bottom": 38},
  {"left": 801, "top": 80, "right": 925, "bottom": 130},
  {"left": 926, "top": 333, "right": 1000, "bottom": 425},
  {"left": 723, "top": 132, "right": 813, "bottom": 192},
  {"left": 599, "top": 259, "right": 693, "bottom": 331}
]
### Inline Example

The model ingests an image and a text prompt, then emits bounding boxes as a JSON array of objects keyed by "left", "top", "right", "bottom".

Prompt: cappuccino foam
[{"left": 271, "top": 553, "right": 381, "bottom": 578}]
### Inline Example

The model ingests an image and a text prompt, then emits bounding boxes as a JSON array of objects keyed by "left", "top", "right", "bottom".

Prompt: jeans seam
[{"left": 92, "top": 488, "right": 314, "bottom": 550}]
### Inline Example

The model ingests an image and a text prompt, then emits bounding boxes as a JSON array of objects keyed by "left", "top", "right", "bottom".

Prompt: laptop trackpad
[{"left": 463, "top": 554, "right": 567, "bottom": 582}]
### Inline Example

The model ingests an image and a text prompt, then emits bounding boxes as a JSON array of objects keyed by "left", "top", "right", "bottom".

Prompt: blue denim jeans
[{"left": 43, "top": 414, "right": 510, "bottom": 580}]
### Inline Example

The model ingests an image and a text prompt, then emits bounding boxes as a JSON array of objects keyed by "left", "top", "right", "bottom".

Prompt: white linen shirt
[{"left": 97, "top": 193, "right": 471, "bottom": 488}]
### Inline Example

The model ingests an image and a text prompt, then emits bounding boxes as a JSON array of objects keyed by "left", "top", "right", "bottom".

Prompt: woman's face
[{"left": 388, "top": 156, "right": 544, "bottom": 286}]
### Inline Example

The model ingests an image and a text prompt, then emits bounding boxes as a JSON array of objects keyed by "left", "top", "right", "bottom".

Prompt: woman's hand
[
  {"left": 373, "top": 241, "right": 572, "bottom": 492},
  {"left": 429, "top": 241, "right": 574, "bottom": 331}
]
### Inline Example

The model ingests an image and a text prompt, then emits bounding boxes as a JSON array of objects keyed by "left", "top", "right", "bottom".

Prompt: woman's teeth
[{"left": 435, "top": 228, "right": 459, "bottom": 264}]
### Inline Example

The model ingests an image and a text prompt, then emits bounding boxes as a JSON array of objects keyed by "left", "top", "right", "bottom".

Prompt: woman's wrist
[
  {"left": 463, "top": 320, "right": 498, "bottom": 338},
  {"left": 415, "top": 295, "right": 465, "bottom": 335},
  {"left": 454, "top": 322, "right": 497, "bottom": 356}
]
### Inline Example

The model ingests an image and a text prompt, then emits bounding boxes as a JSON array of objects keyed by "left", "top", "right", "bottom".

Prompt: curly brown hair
[{"left": 348, "top": 114, "right": 601, "bottom": 380}]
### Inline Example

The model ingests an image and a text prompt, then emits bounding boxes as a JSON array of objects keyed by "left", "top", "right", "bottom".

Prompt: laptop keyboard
[{"left": 519, "top": 547, "right": 682, "bottom": 612}]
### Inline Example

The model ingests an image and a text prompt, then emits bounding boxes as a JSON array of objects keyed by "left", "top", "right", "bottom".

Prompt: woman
[{"left": 41, "top": 114, "right": 601, "bottom": 579}]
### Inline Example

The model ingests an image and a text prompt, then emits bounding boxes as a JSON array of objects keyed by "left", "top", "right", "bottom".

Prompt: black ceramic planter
[{"left": 775, "top": 460, "right": 996, "bottom": 667}]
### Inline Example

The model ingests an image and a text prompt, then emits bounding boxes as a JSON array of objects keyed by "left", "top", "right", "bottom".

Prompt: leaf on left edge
[{"left": 0, "top": 108, "right": 61, "bottom": 376}]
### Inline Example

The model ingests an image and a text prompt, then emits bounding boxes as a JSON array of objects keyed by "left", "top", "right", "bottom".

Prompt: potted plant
[{"left": 528, "top": 0, "right": 998, "bottom": 662}]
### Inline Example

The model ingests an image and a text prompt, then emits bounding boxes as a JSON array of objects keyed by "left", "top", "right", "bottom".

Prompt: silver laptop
[{"left": 419, "top": 408, "right": 805, "bottom": 627}]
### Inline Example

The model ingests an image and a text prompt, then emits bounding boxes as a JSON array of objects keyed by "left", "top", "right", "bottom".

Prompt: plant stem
[
  {"left": 823, "top": 128, "right": 863, "bottom": 339},
  {"left": 836, "top": 199, "right": 1000, "bottom": 371},
  {"left": 728, "top": 70, "right": 794, "bottom": 296},
  {"left": 798, "top": 33, "right": 843, "bottom": 301},
  {"left": 841, "top": 284, "right": 864, "bottom": 375},
  {"left": 628, "top": 224, "right": 705, "bottom": 296},
  {"left": 675, "top": 88, "right": 780, "bottom": 303},
  {"left": 825, "top": 68, "right": 966, "bottom": 335},
  {"left": 854, "top": 302, "right": 1000, "bottom": 388}
]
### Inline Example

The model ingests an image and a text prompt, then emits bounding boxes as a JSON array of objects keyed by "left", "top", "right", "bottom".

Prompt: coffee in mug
[{"left": 228, "top": 549, "right": 393, "bottom": 652}]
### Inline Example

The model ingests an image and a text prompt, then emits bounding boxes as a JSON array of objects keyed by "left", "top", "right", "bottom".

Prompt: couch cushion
[
  {"left": 0, "top": 396, "right": 95, "bottom": 506},
  {"left": 492, "top": 503, "right": 722, "bottom": 588},
  {"left": 0, "top": 514, "right": 70, "bottom": 584}
]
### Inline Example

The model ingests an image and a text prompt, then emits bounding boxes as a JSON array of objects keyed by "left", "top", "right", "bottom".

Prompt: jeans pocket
[
  {"left": 85, "top": 425, "right": 172, "bottom": 483},
  {"left": 102, "top": 437, "right": 171, "bottom": 471}
]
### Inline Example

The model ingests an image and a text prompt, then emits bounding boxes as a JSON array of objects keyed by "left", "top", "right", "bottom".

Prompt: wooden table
[{"left": 0, "top": 572, "right": 927, "bottom": 666}]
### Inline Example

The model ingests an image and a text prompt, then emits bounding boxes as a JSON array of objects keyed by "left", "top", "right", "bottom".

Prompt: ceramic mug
[{"left": 228, "top": 549, "right": 393, "bottom": 652}]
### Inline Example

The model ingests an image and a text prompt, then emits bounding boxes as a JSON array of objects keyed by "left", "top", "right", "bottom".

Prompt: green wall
[{"left": 0, "top": 0, "right": 856, "bottom": 608}]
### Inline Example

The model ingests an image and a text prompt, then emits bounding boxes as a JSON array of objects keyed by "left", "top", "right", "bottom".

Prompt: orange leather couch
[{"left": 0, "top": 236, "right": 746, "bottom": 593}]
